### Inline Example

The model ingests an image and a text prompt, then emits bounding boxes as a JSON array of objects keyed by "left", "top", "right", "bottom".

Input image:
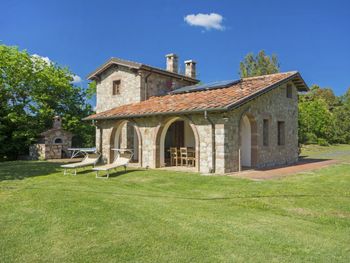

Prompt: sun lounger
[
  {"left": 93, "top": 150, "right": 133, "bottom": 179},
  {"left": 61, "top": 153, "right": 101, "bottom": 175}
]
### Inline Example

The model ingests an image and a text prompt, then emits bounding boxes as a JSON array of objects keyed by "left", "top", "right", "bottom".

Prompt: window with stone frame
[
  {"left": 263, "top": 119, "right": 269, "bottom": 146},
  {"left": 277, "top": 121, "right": 285, "bottom": 146},
  {"left": 112, "top": 80, "right": 121, "bottom": 95},
  {"left": 286, "top": 84, "right": 293, "bottom": 98}
]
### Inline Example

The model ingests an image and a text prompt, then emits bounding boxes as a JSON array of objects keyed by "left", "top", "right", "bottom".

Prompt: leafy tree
[
  {"left": 307, "top": 85, "right": 340, "bottom": 110},
  {"left": 298, "top": 95, "right": 335, "bottom": 144},
  {"left": 0, "top": 44, "right": 94, "bottom": 160},
  {"left": 332, "top": 87, "right": 350, "bottom": 144},
  {"left": 239, "top": 50, "right": 280, "bottom": 78},
  {"left": 86, "top": 80, "right": 97, "bottom": 99}
]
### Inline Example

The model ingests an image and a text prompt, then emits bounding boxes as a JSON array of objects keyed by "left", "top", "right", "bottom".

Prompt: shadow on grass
[
  {"left": 252, "top": 157, "right": 333, "bottom": 172},
  {"left": 93, "top": 169, "right": 139, "bottom": 179},
  {"left": 0, "top": 161, "right": 62, "bottom": 181}
]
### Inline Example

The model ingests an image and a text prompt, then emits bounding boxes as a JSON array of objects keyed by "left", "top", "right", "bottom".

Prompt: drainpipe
[{"left": 204, "top": 110, "right": 215, "bottom": 173}]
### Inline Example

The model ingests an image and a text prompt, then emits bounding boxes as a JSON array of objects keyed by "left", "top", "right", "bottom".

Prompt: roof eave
[
  {"left": 84, "top": 71, "right": 309, "bottom": 121},
  {"left": 225, "top": 72, "right": 309, "bottom": 111},
  {"left": 83, "top": 107, "right": 226, "bottom": 121}
]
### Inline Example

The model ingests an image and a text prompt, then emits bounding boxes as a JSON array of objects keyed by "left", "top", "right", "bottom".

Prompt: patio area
[{"left": 230, "top": 158, "right": 339, "bottom": 180}]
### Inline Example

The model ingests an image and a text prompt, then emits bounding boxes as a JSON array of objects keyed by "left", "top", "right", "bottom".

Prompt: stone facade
[
  {"left": 90, "top": 55, "right": 301, "bottom": 174},
  {"left": 95, "top": 65, "right": 196, "bottom": 113},
  {"left": 94, "top": 81, "right": 299, "bottom": 174}
]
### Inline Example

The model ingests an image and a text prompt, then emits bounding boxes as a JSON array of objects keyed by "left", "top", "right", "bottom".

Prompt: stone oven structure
[{"left": 29, "top": 116, "right": 73, "bottom": 159}]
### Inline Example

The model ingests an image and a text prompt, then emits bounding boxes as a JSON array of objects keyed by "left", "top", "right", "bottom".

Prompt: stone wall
[
  {"left": 222, "top": 81, "right": 299, "bottom": 172},
  {"left": 95, "top": 81, "right": 299, "bottom": 174},
  {"left": 140, "top": 71, "right": 195, "bottom": 100},
  {"left": 29, "top": 144, "right": 45, "bottom": 160},
  {"left": 96, "top": 66, "right": 142, "bottom": 113},
  {"left": 96, "top": 66, "right": 196, "bottom": 113}
]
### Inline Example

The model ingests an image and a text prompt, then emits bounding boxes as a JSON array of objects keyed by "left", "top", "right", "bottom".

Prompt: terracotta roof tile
[{"left": 84, "top": 71, "right": 307, "bottom": 120}]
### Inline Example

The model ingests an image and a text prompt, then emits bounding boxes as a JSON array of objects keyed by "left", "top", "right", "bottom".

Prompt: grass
[
  {"left": 301, "top": 144, "right": 350, "bottom": 162},
  {"left": 0, "top": 145, "right": 350, "bottom": 262}
]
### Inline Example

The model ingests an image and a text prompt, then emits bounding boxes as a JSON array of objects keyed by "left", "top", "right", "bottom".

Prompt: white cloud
[
  {"left": 32, "top": 54, "right": 51, "bottom": 64},
  {"left": 71, "top": 74, "right": 82, "bottom": 84},
  {"left": 184, "top": 13, "right": 225, "bottom": 31}
]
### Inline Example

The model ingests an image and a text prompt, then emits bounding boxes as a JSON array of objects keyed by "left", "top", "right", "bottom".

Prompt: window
[
  {"left": 54, "top": 138, "right": 63, "bottom": 144},
  {"left": 286, "top": 84, "right": 293, "bottom": 98},
  {"left": 277, "top": 121, "right": 285, "bottom": 146},
  {"left": 112, "top": 80, "right": 121, "bottom": 95},
  {"left": 263, "top": 119, "right": 269, "bottom": 146}
]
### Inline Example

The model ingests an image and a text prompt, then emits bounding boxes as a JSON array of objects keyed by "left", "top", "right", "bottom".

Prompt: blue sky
[{"left": 1, "top": 0, "right": 349, "bottom": 104}]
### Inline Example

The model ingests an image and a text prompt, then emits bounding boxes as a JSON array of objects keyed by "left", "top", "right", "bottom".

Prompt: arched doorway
[
  {"left": 155, "top": 117, "right": 199, "bottom": 170},
  {"left": 239, "top": 113, "right": 257, "bottom": 169},
  {"left": 110, "top": 121, "right": 142, "bottom": 164}
]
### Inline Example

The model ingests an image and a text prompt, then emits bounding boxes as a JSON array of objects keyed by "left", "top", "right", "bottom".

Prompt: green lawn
[{"left": 0, "top": 145, "right": 350, "bottom": 262}]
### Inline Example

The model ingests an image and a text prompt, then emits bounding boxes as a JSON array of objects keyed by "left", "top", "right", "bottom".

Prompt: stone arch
[
  {"left": 109, "top": 120, "right": 142, "bottom": 165},
  {"left": 53, "top": 137, "right": 63, "bottom": 144},
  {"left": 154, "top": 116, "right": 200, "bottom": 172},
  {"left": 239, "top": 111, "right": 258, "bottom": 168}
]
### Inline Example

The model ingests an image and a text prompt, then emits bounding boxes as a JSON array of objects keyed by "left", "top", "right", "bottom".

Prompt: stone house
[
  {"left": 30, "top": 116, "right": 73, "bottom": 159},
  {"left": 84, "top": 54, "right": 308, "bottom": 174}
]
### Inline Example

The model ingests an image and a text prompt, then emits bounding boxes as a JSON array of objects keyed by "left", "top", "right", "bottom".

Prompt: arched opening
[
  {"left": 54, "top": 138, "right": 63, "bottom": 144},
  {"left": 110, "top": 121, "right": 141, "bottom": 164},
  {"left": 156, "top": 117, "right": 199, "bottom": 170},
  {"left": 239, "top": 113, "right": 258, "bottom": 169}
]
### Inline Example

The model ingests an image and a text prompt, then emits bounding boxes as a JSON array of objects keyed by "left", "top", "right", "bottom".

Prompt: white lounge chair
[
  {"left": 93, "top": 149, "right": 133, "bottom": 179},
  {"left": 61, "top": 153, "right": 101, "bottom": 175}
]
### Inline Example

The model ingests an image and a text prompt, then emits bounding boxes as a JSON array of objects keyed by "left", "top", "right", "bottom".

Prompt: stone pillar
[
  {"left": 215, "top": 123, "right": 226, "bottom": 174},
  {"left": 197, "top": 123, "right": 213, "bottom": 174}
]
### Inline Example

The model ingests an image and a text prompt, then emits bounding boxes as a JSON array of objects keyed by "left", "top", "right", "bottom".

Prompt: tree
[
  {"left": 239, "top": 50, "right": 280, "bottom": 78},
  {"left": 307, "top": 85, "right": 340, "bottom": 110},
  {"left": 0, "top": 44, "right": 94, "bottom": 160},
  {"left": 332, "top": 87, "right": 350, "bottom": 144},
  {"left": 298, "top": 94, "right": 335, "bottom": 145}
]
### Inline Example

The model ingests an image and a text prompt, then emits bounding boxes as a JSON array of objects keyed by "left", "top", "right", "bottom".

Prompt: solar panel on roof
[{"left": 170, "top": 79, "right": 240, "bottom": 94}]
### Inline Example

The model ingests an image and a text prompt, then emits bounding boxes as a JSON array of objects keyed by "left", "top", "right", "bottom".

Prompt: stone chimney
[
  {"left": 184, "top": 60, "right": 196, "bottom": 79},
  {"left": 53, "top": 116, "right": 62, "bottom": 129},
  {"left": 165, "top": 53, "right": 178, "bottom": 73}
]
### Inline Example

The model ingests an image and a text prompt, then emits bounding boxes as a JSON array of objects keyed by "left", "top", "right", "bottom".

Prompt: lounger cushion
[
  {"left": 61, "top": 155, "right": 100, "bottom": 168},
  {"left": 93, "top": 157, "right": 129, "bottom": 171}
]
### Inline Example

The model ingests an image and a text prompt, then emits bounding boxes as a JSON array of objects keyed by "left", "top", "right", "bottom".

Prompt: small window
[
  {"left": 286, "top": 84, "right": 293, "bottom": 98},
  {"left": 263, "top": 119, "right": 269, "bottom": 146},
  {"left": 54, "top": 138, "right": 63, "bottom": 144},
  {"left": 277, "top": 121, "right": 285, "bottom": 146},
  {"left": 112, "top": 80, "right": 121, "bottom": 95}
]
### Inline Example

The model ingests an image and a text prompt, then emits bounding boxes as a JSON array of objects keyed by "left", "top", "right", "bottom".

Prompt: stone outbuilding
[
  {"left": 30, "top": 116, "right": 73, "bottom": 159},
  {"left": 84, "top": 54, "right": 308, "bottom": 174}
]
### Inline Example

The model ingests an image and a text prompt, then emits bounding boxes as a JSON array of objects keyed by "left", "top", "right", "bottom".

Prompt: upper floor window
[
  {"left": 286, "top": 84, "right": 293, "bottom": 98},
  {"left": 263, "top": 119, "right": 269, "bottom": 146},
  {"left": 112, "top": 80, "right": 121, "bottom": 95},
  {"left": 277, "top": 121, "right": 285, "bottom": 146}
]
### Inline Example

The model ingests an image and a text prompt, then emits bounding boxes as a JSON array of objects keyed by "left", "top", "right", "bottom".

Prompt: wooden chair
[
  {"left": 170, "top": 147, "right": 180, "bottom": 166},
  {"left": 180, "top": 147, "right": 188, "bottom": 166},
  {"left": 187, "top": 149, "right": 196, "bottom": 167}
]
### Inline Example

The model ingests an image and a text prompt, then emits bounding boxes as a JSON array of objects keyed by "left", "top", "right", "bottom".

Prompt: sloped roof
[
  {"left": 87, "top": 57, "right": 199, "bottom": 83},
  {"left": 84, "top": 71, "right": 308, "bottom": 120}
]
